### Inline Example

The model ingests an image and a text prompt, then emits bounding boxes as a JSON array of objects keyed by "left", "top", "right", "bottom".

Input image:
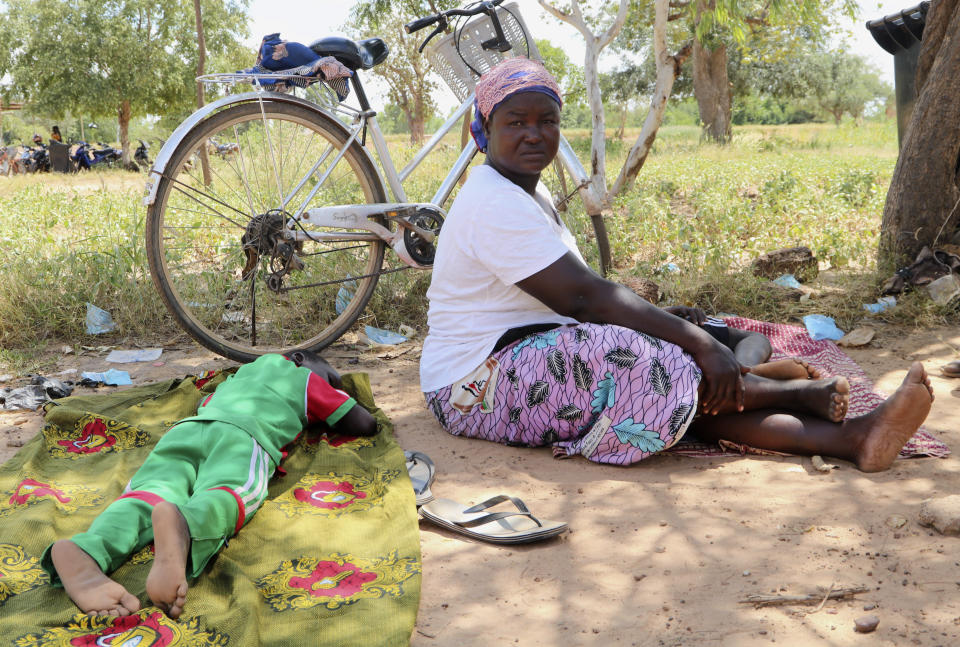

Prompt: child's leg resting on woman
[{"left": 691, "top": 362, "right": 933, "bottom": 472}]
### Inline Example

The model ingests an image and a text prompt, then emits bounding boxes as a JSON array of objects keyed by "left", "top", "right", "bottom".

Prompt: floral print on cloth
[{"left": 425, "top": 323, "right": 701, "bottom": 465}]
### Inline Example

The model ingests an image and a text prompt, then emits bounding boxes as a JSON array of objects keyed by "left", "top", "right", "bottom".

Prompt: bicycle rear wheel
[{"left": 146, "top": 100, "right": 388, "bottom": 363}]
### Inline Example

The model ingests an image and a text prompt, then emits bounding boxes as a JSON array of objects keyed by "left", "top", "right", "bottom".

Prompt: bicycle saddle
[{"left": 308, "top": 37, "right": 388, "bottom": 71}]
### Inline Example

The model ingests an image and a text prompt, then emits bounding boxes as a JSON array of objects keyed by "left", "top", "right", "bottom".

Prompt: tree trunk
[
  {"left": 410, "top": 97, "right": 425, "bottom": 144},
  {"left": 692, "top": 40, "right": 731, "bottom": 143},
  {"left": 880, "top": 0, "right": 960, "bottom": 263},
  {"left": 118, "top": 100, "right": 131, "bottom": 164},
  {"left": 194, "top": 0, "right": 212, "bottom": 186},
  {"left": 583, "top": 34, "right": 608, "bottom": 201}
]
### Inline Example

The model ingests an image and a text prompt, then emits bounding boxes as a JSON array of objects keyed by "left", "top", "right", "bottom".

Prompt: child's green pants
[{"left": 44, "top": 420, "right": 273, "bottom": 582}]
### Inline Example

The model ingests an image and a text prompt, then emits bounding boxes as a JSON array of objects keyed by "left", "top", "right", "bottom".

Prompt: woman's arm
[{"left": 515, "top": 252, "right": 745, "bottom": 414}]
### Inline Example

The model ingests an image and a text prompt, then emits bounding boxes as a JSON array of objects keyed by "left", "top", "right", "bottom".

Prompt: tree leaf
[
  {"left": 505, "top": 367, "right": 519, "bottom": 390},
  {"left": 547, "top": 349, "right": 567, "bottom": 383},
  {"left": 555, "top": 404, "right": 584, "bottom": 421},
  {"left": 638, "top": 331, "right": 663, "bottom": 350},
  {"left": 526, "top": 380, "right": 550, "bottom": 407},
  {"left": 650, "top": 358, "right": 672, "bottom": 396},
  {"left": 612, "top": 417, "right": 665, "bottom": 453},
  {"left": 573, "top": 354, "right": 593, "bottom": 391},
  {"left": 668, "top": 403, "right": 693, "bottom": 434},
  {"left": 604, "top": 346, "right": 637, "bottom": 369},
  {"left": 590, "top": 371, "right": 616, "bottom": 413},
  {"left": 430, "top": 397, "right": 446, "bottom": 428}
]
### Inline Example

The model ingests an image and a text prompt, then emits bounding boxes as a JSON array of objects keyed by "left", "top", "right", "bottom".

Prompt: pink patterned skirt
[{"left": 423, "top": 323, "right": 702, "bottom": 465}]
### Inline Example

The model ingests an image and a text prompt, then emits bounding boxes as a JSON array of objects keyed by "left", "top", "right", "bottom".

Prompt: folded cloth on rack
[
  {"left": 0, "top": 369, "right": 421, "bottom": 646},
  {"left": 240, "top": 33, "right": 352, "bottom": 100}
]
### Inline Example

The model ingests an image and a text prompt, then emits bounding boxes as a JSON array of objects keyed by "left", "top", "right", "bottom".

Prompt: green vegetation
[{"left": 1, "top": 120, "right": 955, "bottom": 367}]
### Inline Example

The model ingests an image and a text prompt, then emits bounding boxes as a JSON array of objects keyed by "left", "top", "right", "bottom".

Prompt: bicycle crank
[{"left": 398, "top": 207, "right": 444, "bottom": 267}]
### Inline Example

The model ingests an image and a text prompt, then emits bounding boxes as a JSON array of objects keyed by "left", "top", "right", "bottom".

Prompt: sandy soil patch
[{"left": 3, "top": 325, "right": 959, "bottom": 646}]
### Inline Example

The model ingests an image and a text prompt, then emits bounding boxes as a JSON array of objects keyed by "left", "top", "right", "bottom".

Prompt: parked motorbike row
[{"left": 0, "top": 139, "right": 151, "bottom": 175}]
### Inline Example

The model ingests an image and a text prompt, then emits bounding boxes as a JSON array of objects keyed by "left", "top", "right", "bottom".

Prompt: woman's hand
[
  {"left": 690, "top": 342, "right": 748, "bottom": 415},
  {"left": 514, "top": 254, "right": 746, "bottom": 413},
  {"left": 663, "top": 305, "right": 707, "bottom": 326}
]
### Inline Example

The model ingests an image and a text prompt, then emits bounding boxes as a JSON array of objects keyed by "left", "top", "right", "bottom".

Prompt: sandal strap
[
  {"left": 458, "top": 495, "right": 543, "bottom": 529},
  {"left": 457, "top": 510, "right": 541, "bottom": 529},
  {"left": 463, "top": 495, "right": 528, "bottom": 514}
]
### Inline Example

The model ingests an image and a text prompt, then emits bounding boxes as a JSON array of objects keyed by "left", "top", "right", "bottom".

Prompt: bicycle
[{"left": 144, "top": 0, "right": 611, "bottom": 363}]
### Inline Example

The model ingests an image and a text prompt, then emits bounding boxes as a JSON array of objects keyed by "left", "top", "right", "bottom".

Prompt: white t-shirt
[{"left": 420, "top": 165, "right": 585, "bottom": 392}]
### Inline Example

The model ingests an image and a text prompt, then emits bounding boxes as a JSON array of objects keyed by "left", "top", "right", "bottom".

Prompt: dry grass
[{"left": 2, "top": 120, "right": 956, "bottom": 374}]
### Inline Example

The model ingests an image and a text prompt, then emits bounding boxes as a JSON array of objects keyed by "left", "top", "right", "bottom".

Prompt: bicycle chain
[{"left": 277, "top": 264, "right": 412, "bottom": 292}]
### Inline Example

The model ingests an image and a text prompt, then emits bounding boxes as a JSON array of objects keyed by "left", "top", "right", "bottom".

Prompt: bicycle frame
[{"left": 146, "top": 72, "right": 598, "bottom": 271}]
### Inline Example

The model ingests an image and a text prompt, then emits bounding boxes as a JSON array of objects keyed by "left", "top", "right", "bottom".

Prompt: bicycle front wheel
[{"left": 146, "top": 100, "right": 388, "bottom": 363}]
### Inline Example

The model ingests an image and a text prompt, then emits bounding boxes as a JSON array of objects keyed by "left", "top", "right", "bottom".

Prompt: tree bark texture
[
  {"left": 118, "top": 100, "right": 131, "bottom": 164},
  {"left": 692, "top": 40, "right": 731, "bottom": 144},
  {"left": 539, "top": 0, "right": 629, "bottom": 211},
  {"left": 608, "top": 8, "right": 690, "bottom": 199},
  {"left": 880, "top": 0, "right": 960, "bottom": 262}
]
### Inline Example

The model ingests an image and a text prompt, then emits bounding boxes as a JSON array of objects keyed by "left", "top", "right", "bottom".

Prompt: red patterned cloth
[{"left": 669, "top": 317, "right": 950, "bottom": 459}]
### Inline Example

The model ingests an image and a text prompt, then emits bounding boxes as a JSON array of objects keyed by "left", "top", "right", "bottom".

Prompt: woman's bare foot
[
  {"left": 50, "top": 540, "right": 140, "bottom": 616},
  {"left": 750, "top": 358, "right": 821, "bottom": 380},
  {"left": 145, "top": 502, "right": 191, "bottom": 619},
  {"left": 851, "top": 362, "right": 934, "bottom": 472}
]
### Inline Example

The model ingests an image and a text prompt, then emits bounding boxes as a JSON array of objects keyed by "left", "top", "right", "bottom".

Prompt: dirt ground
[{"left": 2, "top": 324, "right": 959, "bottom": 646}]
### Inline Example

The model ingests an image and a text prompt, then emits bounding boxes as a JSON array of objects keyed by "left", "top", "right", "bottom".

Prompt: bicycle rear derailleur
[{"left": 240, "top": 209, "right": 304, "bottom": 292}]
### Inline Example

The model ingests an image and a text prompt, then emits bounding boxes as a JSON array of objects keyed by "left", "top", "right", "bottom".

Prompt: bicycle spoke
[
  {"left": 168, "top": 182, "right": 248, "bottom": 230},
  {"left": 147, "top": 101, "right": 388, "bottom": 361}
]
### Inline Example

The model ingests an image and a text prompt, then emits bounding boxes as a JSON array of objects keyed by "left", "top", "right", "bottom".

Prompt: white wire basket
[{"left": 424, "top": 1, "right": 542, "bottom": 102}]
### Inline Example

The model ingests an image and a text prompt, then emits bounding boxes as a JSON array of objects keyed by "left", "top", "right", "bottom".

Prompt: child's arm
[{"left": 332, "top": 404, "right": 378, "bottom": 437}]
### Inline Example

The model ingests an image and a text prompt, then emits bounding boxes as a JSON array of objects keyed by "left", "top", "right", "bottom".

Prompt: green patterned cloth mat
[{"left": 0, "top": 369, "right": 420, "bottom": 646}]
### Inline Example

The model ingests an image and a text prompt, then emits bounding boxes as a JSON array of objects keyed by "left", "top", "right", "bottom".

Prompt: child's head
[{"left": 285, "top": 350, "right": 340, "bottom": 386}]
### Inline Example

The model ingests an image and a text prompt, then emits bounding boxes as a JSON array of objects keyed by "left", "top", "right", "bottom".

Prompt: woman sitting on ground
[{"left": 419, "top": 57, "right": 933, "bottom": 472}]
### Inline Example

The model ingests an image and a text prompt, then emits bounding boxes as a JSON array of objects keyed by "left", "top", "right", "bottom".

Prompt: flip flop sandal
[
  {"left": 404, "top": 450, "right": 436, "bottom": 507},
  {"left": 419, "top": 495, "right": 568, "bottom": 545},
  {"left": 941, "top": 360, "right": 960, "bottom": 378}
]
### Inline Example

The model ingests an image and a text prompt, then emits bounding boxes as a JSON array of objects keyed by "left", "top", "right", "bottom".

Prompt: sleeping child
[{"left": 42, "top": 350, "right": 376, "bottom": 619}]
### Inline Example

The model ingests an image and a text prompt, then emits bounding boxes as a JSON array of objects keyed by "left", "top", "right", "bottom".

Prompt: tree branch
[
  {"left": 538, "top": 0, "right": 593, "bottom": 42},
  {"left": 609, "top": 0, "right": 681, "bottom": 198},
  {"left": 597, "top": 0, "right": 630, "bottom": 50}
]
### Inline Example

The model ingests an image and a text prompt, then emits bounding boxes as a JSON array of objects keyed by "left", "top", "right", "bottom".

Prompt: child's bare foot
[
  {"left": 794, "top": 376, "right": 849, "bottom": 422},
  {"left": 750, "top": 358, "right": 821, "bottom": 380},
  {"left": 145, "top": 502, "right": 191, "bottom": 619},
  {"left": 51, "top": 540, "right": 140, "bottom": 616},
  {"left": 851, "top": 362, "right": 934, "bottom": 472}
]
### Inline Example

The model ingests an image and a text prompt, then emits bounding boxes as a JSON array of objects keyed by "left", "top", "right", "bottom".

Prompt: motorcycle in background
[
  {"left": 134, "top": 139, "right": 151, "bottom": 168},
  {"left": 72, "top": 141, "right": 122, "bottom": 170},
  {"left": 18, "top": 142, "right": 50, "bottom": 173}
]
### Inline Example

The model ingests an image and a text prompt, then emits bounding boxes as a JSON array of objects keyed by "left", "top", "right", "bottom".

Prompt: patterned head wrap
[{"left": 470, "top": 57, "right": 563, "bottom": 153}]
